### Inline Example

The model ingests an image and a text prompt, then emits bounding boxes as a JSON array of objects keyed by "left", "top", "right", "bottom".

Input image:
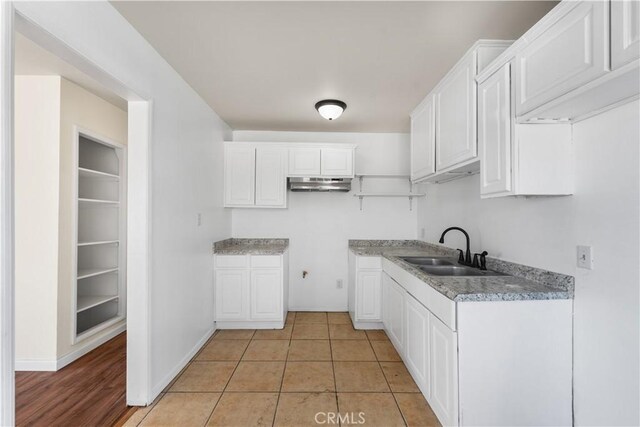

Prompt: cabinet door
[
  {"left": 405, "top": 293, "right": 431, "bottom": 398},
  {"left": 382, "top": 273, "right": 391, "bottom": 331},
  {"left": 224, "top": 146, "right": 255, "bottom": 207},
  {"left": 250, "top": 269, "right": 282, "bottom": 320},
  {"left": 479, "top": 63, "right": 512, "bottom": 196},
  {"left": 612, "top": 0, "right": 640, "bottom": 69},
  {"left": 255, "top": 147, "right": 287, "bottom": 207},
  {"left": 515, "top": 0, "right": 608, "bottom": 115},
  {"left": 356, "top": 271, "right": 382, "bottom": 321},
  {"left": 410, "top": 97, "right": 436, "bottom": 180},
  {"left": 288, "top": 148, "right": 321, "bottom": 176},
  {"left": 321, "top": 148, "right": 354, "bottom": 177},
  {"left": 387, "top": 277, "right": 406, "bottom": 355},
  {"left": 430, "top": 313, "right": 459, "bottom": 427},
  {"left": 215, "top": 269, "right": 249, "bottom": 320},
  {"left": 435, "top": 53, "right": 477, "bottom": 171}
]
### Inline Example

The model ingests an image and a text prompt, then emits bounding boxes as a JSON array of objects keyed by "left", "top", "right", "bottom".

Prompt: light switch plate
[{"left": 577, "top": 245, "right": 593, "bottom": 269}]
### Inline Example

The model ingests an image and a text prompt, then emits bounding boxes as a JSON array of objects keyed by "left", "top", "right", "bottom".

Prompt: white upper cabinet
[
  {"left": 289, "top": 146, "right": 355, "bottom": 177},
  {"left": 479, "top": 63, "right": 574, "bottom": 198},
  {"left": 288, "top": 147, "right": 321, "bottom": 176},
  {"left": 255, "top": 147, "right": 287, "bottom": 208},
  {"left": 612, "top": 0, "right": 640, "bottom": 69},
  {"left": 321, "top": 148, "right": 354, "bottom": 177},
  {"left": 435, "top": 52, "right": 478, "bottom": 171},
  {"left": 224, "top": 145, "right": 255, "bottom": 207},
  {"left": 410, "top": 96, "right": 436, "bottom": 181},
  {"left": 479, "top": 63, "right": 512, "bottom": 196},
  {"left": 514, "top": 0, "right": 609, "bottom": 116}
]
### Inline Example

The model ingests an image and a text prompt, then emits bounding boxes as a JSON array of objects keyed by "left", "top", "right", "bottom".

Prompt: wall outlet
[
  {"left": 197, "top": 213, "right": 202, "bottom": 227},
  {"left": 577, "top": 245, "right": 593, "bottom": 270},
  {"left": 336, "top": 279, "right": 343, "bottom": 289}
]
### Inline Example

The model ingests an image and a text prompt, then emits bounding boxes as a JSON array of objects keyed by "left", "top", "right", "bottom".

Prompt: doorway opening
[{"left": 13, "top": 31, "right": 132, "bottom": 425}]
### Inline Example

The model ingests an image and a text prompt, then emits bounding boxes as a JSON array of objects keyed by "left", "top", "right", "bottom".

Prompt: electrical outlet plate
[
  {"left": 336, "top": 279, "right": 343, "bottom": 289},
  {"left": 577, "top": 245, "right": 593, "bottom": 270}
]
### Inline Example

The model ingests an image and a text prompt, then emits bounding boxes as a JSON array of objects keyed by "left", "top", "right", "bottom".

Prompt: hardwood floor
[{"left": 16, "top": 332, "right": 129, "bottom": 427}]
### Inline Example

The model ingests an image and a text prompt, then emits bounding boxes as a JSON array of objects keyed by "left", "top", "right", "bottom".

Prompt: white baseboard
[
  {"left": 15, "top": 359, "right": 57, "bottom": 371},
  {"left": 216, "top": 321, "right": 284, "bottom": 329},
  {"left": 352, "top": 321, "right": 384, "bottom": 330},
  {"left": 16, "top": 323, "right": 126, "bottom": 372},
  {"left": 289, "top": 307, "right": 348, "bottom": 312},
  {"left": 57, "top": 324, "right": 126, "bottom": 370},
  {"left": 150, "top": 326, "right": 216, "bottom": 400}
]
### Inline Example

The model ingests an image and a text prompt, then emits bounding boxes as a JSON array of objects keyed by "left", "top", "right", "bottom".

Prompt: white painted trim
[
  {"left": 216, "top": 321, "right": 285, "bottom": 330},
  {"left": 16, "top": 323, "right": 126, "bottom": 372},
  {"left": 352, "top": 321, "right": 384, "bottom": 330},
  {"left": 150, "top": 326, "right": 216, "bottom": 399},
  {"left": 289, "top": 307, "right": 349, "bottom": 312},
  {"left": 127, "top": 101, "right": 153, "bottom": 406},
  {"left": 8, "top": 9, "right": 153, "bottom": 410},
  {"left": 0, "top": 2, "right": 14, "bottom": 425}
]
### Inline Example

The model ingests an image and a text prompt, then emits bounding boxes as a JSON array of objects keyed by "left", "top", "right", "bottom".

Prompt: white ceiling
[
  {"left": 113, "top": 1, "right": 556, "bottom": 132},
  {"left": 15, "top": 33, "right": 128, "bottom": 111}
]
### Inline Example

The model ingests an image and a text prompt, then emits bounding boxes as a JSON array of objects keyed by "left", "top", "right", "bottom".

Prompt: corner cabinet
[
  {"left": 348, "top": 253, "right": 383, "bottom": 328},
  {"left": 214, "top": 253, "right": 288, "bottom": 328}
]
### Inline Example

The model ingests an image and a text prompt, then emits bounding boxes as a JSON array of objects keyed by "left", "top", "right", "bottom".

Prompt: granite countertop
[
  {"left": 214, "top": 238, "right": 289, "bottom": 255},
  {"left": 349, "top": 240, "right": 574, "bottom": 302}
]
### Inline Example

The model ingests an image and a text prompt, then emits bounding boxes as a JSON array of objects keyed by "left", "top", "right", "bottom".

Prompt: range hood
[{"left": 288, "top": 177, "right": 351, "bottom": 192}]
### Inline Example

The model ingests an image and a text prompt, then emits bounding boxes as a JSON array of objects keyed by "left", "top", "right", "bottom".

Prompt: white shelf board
[
  {"left": 77, "top": 295, "right": 119, "bottom": 313},
  {"left": 77, "top": 267, "right": 118, "bottom": 280},
  {"left": 77, "top": 240, "right": 119, "bottom": 247},
  {"left": 78, "top": 167, "right": 120, "bottom": 181},
  {"left": 353, "top": 193, "right": 426, "bottom": 197},
  {"left": 78, "top": 198, "right": 119, "bottom": 205}
]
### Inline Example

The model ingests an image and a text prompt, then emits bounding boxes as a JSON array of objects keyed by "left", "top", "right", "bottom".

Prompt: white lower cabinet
[
  {"left": 214, "top": 269, "right": 249, "bottom": 320},
  {"left": 382, "top": 270, "right": 572, "bottom": 426},
  {"left": 404, "top": 294, "right": 431, "bottom": 398},
  {"left": 214, "top": 253, "right": 288, "bottom": 327},
  {"left": 429, "top": 312, "right": 459, "bottom": 427},
  {"left": 383, "top": 273, "right": 406, "bottom": 354},
  {"left": 348, "top": 254, "right": 383, "bottom": 328},
  {"left": 250, "top": 269, "right": 282, "bottom": 320}
]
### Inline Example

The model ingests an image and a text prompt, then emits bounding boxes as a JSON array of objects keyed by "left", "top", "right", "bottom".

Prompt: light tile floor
[{"left": 124, "top": 312, "right": 441, "bottom": 427}]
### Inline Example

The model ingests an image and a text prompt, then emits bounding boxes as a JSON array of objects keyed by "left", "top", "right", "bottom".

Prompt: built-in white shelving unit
[
  {"left": 353, "top": 174, "right": 426, "bottom": 211},
  {"left": 74, "top": 130, "right": 126, "bottom": 342}
]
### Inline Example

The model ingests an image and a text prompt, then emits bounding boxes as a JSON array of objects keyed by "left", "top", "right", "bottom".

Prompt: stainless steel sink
[
  {"left": 419, "top": 265, "right": 506, "bottom": 277},
  {"left": 401, "top": 257, "right": 454, "bottom": 266}
]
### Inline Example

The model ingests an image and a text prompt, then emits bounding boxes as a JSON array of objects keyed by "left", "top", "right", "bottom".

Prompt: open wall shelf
[
  {"left": 354, "top": 174, "right": 425, "bottom": 211},
  {"left": 75, "top": 130, "right": 126, "bottom": 342}
]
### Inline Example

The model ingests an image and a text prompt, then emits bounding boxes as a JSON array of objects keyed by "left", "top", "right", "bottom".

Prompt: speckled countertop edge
[
  {"left": 214, "top": 238, "right": 289, "bottom": 255},
  {"left": 349, "top": 240, "right": 574, "bottom": 302}
]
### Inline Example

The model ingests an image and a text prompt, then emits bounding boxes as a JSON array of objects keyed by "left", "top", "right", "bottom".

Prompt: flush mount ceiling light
[{"left": 315, "top": 99, "right": 347, "bottom": 121}]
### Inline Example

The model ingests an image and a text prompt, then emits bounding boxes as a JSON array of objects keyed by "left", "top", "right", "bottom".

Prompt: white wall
[
  {"left": 232, "top": 131, "right": 416, "bottom": 310},
  {"left": 14, "top": 76, "right": 60, "bottom": 365},
  {"left": 416, "top": 101, "right": 640, "bottom": 426},
  {"left": 14, "top": 2, "right": 232, "bottom": 402}
]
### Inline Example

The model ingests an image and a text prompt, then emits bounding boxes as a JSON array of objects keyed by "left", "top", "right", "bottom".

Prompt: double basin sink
[{"left": 401, "top": 257, "right": 505, "bottom": 277}]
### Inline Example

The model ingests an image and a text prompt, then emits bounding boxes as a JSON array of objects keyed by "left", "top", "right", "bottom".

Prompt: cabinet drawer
[
  {"left": 250, "top": 255, "right": 281, "bottom": 268},
  {"left": 357, "top": 256, "right": 382, "bottom": 270},
  {"left": 215, "top": 255, "right": 248, "bottom": 268}
]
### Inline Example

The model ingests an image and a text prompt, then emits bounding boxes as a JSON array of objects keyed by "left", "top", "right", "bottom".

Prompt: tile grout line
[
  {"left": 202, "top": 329, "right": 255, "bottom": 427},
  {"left": 134, "top": 330, "right": 223, "bottom": 426},
  {"left": 328, "top": 320, "right": 340, "bottom": 427},
  {"left": 372, "top": 335, "right": 409, "bottom": 427},
  {"left": 270, "top": 318, "right": 294, "bottom": 427}
]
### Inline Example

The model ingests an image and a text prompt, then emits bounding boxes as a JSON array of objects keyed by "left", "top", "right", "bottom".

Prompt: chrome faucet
[{"left": 438, "top": 227, "right": 473, "bottom": 267}]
